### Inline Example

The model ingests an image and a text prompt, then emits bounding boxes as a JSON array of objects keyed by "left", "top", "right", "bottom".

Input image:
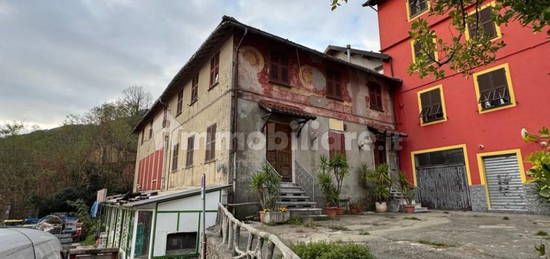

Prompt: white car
[{"left": 0, "top": 228, "right": 62, "bottom": 259}]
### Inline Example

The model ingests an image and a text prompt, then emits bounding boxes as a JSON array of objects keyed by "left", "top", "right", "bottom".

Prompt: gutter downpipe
[{"left": 230, "top": 28, "right": 248, "bottom": 203}]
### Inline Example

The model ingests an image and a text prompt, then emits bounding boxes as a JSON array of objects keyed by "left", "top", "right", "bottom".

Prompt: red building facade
[{"left": 368, "top": 0, "right": 550, "bottom": 212}]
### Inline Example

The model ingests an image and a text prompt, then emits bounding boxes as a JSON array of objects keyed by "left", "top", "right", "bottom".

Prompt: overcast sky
[{"left": 0, "top": 0, "right": 380, "bottom": 129}]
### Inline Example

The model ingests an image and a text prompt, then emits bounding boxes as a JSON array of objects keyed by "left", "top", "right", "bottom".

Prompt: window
[
  {"left": 407, "top": 0, "right": 428, "bottom": 20},
  {"left": 205, "top": 124, "right": 216, "bottom": 162},
  {"left": 374, "top": 135, "right": 387, "bottom": 167},
  {"left": 329, "top": 130, "right": 346, "bottom": 159},
  {"left": 209, "top": 52, "right": 219, "bottom": 88},
  {"left": 148, "top": 122, "right": 153, "bottom": 139},
  {"left": 269, "top": 51, "right": 289, "bottom": 85},
  {"left": 415, "top": 148, "right": 465, "bottom": 168},
  {"left": 185, "top": 135, "right": 195, "bottom": 168},
  {"left": 368, "top": 82, "right": 383, "bottom": 111},
  {"left": 473, "top": 64, "right": 515, "bottom": 113},
  {"left": 467, "top": 5, "right": 499, "bottom": 40},
  {"left": 166, "top": 232, "right": 197, "bottom": 255},
  {"left": 326, "top": 70, "right": 342, "bottom": 100},
  {"left": 162, "top": 107, "right": 168, "bottom": 128},
  {"left": 176, "top": 89, "right": 183, "bottom": 116},
  {"left": 171, "top": 143, "right": 179, "bottom": 171},
  {"left": 412, "top": 40, "right": 437, "bottom": 64},
  {"left": 191, "top": 74, "right": 198, "bottom": 104},
  {"left": 418, "top": 85, "right": 447, "bottom": 125}
]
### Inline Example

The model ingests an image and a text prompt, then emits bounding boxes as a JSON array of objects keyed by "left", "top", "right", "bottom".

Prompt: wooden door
[{"left": 266, "top": 122, "right": 292, "bottom": 182}]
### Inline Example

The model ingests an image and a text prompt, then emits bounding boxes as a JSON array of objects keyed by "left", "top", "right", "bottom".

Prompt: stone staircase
[
  {"left": 277, "top": 182, "right": 323, "bottom": 217},
  {"left": 390, "top": 188, "right": 429, "bottom": 213}
]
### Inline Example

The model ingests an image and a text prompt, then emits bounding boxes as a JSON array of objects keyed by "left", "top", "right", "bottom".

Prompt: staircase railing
[
  {"left": 216, "top": 203, "right": 299, "bottom": 259},
  {"left": 294, "top": 161, "right": 316, "bottom": 202},
  {"left": 265, "top": 159, "right": 283, "bottom": 179}
]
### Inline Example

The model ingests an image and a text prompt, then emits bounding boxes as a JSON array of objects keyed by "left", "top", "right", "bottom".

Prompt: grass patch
[
  {"left": 418, "top": 240, "right": 454, "bottom": 248},
  {"left": 303, "top": 221, "right": 319, "bottom": 228},
  {"left": 292, "top": 241, "right": 374, "bottom": 259},
  {"left": 502, "top": 216, "right": 510, "bottom": 220},
  {"left": 329, "top": 225, "right": 351, "bottom": 231},
  {"left": 536, "top": 230, "right": 548, "bottom": 236},
  {"left": 287, "top": 217, "right": 304, "bottom": 225},
  {"left": 404, "top": 216, "right": 421, "bottom": 221}
]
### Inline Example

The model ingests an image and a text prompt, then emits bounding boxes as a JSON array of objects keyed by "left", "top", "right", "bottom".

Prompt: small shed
[{"left": 100, "top": 185, "right": 230, "bottom": 259}]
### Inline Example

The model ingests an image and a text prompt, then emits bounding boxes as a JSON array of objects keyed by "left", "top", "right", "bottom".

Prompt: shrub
[
  {"left": 317, "top": 154, "right": 349, "bottom": 207},
  {"left": 361, "top": 164, "right": 392, "bottom": 202},
  {"left": 292, "top": 241, "right": 374, "bottom": 259},
  {"left": 522, "top": 127, "right": 550, "bottom": 202},
  {"left": 250, "top": 164, "right": 281, "bottom": 211}
]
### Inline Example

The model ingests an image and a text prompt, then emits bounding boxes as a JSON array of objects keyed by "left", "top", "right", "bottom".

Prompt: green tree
[{"left": 330, "top": 0, "right": 549, "bottom": 79}]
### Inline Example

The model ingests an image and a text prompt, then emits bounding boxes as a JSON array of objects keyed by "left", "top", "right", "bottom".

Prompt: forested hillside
[{"left": 0, "top": 87, "right": 151, "bottom": 219}]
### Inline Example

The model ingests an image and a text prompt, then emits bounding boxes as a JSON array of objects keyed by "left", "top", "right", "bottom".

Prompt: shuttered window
[
  {"left": 468, "top": 7, "right": 498, "bottom": 40},
  {"left": 326, "top": 70, "right": 342, "bottom": 100},
  {"left": 191, "top": 74, "right": 198, "bottom": 104},
  {"left": 176, "top": 89, "right": 183, "bottom": 116},
  {"left": 209, "top": 52, "right": 219, "bottom": 88},
  {"left": 419, "top": 88, "right": 445, "bottom": 123},
  {"left": 329, "top": 130, "right": 346, "bottom": 159},
  {"left": 205, "top": 124, "right": 216, "bottom": 162},
  {"left": 269, "top": 51, "right": 289, "bottom": 85},
  {"left": 171, "top": 143, "right": 179, "bottom": 171},
  {"left": 408, "top": 0, "right": 428, "bottom": 18},
  {"left": 368, "top": 82, "right": 383, "bottom": 111},
  {"left": 186, "top": 135, "right": 194, "bottom": 167},
  {"left": 476, "top": 67, "right": 511, "bottom": 111}
]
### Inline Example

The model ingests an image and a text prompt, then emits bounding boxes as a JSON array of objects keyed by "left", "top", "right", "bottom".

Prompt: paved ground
[{"left": 253, "top": 211, "right": 550, "bottom": 259}]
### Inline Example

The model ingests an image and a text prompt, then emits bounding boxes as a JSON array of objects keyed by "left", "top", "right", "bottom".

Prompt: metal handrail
[
  {"left": 264, "top": 159, "right": 284, "bottom": 179},
  {"left": 216, "top": 203, "right": 300, "bottom": 259},
  {"left": 294, "top": 161, "right": 316, "bottom": 202}
]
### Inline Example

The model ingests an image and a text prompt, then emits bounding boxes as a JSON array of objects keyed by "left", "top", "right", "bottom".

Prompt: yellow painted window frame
[
  {"left": 417, "top": 84, "right": 448, "bottom": 126},
  {"left": 410, "top": 39, "right": 439, "bottom": 64},
  {"left": 406, "top": 0, "right": 431, "bottom": 21},
  {"left": 476, "top": 148, "right": 529, "bottom": 209},
  {"left": 410, "top": 144, "right": 472, "bottom": 187},
  {"left": 472, "top": 63, "right": 516, "bottom": 114},
  {"left": 464, "top": 1, "right": 502, "bottom": 41}
]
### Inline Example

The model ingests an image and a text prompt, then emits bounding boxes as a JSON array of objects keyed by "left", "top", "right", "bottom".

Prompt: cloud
[{"left": 0, "top": 0, "right": 379, "bottom": 129}]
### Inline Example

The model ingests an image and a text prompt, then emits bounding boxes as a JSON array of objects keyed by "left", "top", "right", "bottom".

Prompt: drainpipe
[
  {"left": 230, "top": 28, "right": 248, "bottom": 200},
  {"left": 346, "top": 44, "right": 351, "bottom": 62}
]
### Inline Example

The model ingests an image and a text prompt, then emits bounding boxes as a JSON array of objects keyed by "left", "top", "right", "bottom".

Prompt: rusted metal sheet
[
  {"left": 417, "top": 164, "right": 471, "bottom": 210},
  {"left": 483, "top": 155, "right": 527, "bottom": 211}
]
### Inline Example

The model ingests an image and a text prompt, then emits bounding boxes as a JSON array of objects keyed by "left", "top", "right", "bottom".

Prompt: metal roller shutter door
[{"left": 483, "top": 154, "right": 527, "bottom": 211}]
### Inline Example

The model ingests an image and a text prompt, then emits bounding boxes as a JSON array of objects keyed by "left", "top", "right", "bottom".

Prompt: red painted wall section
[
  {"left": 376, "top": 0, "right": 550, "bottom": 185},
  {"left": 136, "top": 148, "right": 164, "bottom": 191}
]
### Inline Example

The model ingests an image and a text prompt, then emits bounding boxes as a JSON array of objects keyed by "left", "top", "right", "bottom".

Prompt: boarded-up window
[
  {"left": 176, "top": 89, "right": 183, "bottom": 115},
  {"left": 468, "top": 7, "right": 498, "bottom": 40},
  {"left": 420, "top": 88, "right": 445, "bottom": 123},
  {"left": 191, "top": 74, "right": 199, "bottom": 104},
  {"left": 326, "top": 70, "right": 342, "bottom": 99},
  {"left": 368, "top": 82, "right": 383, "bottom": 111},
  {"left": 166, "top": 232, "right": 197, "bottom": 255},
  {"left": 269, "top": 51, "right": 289, "bottom": 85},
  {"left": 476, "top": 67, "right": 511, "bottom": 110},
  {"left": 205, "top": 124, "right": 216, "bottom": 162},
  {"left": 408, "top": 0, "right": 428, "bottom": 18},
  {"left": 209, "top": 52, "right": 220, "bottom": 87},
  {"left": 186, "top": 135, "right": 194, "bottom": 167},
  {"left": 374, "top": 135, "right": 387, "bottom": 167},
  {"left": 171, "top": 143, "right": 179, "bottom": 171},
  {"left": 329, "top": 130, "right": 346, "bottom": 159}
]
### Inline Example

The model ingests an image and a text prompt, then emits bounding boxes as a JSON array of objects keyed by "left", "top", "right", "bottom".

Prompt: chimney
[{"left": 346, "top": 44, "right": 351, "bottom": 62}]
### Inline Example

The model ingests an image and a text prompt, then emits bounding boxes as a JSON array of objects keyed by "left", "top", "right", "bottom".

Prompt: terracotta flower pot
[
  {"left": 324, "top": 207, "right": 338, "bottom": 218},
  {"left": 375, "top": 202, "right": 387, "bottom": 213},
  {"left": 403, "top": 204, "right": 415, "bottom": 214},
  {"left": 349, "top": 208, "right": 362, "bottom": 215},
  {"left": 336, "top": 207, "right": 345, "bottom": 215}
]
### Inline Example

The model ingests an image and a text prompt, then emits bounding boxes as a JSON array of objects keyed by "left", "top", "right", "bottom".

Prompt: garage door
[
  {"left": 417, "top": 164, "right": 471, "bottom": 210},
  {"left": 482, "top": 154, "right": 527, "bottom": 211}
]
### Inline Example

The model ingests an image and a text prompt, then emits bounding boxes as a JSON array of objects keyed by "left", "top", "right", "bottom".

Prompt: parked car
[
  {"left": 0, "top": 228, "right": 62, "bottom": 259},
  {"left": 36, "top": 215, "right": 64, "bottom": 234}
]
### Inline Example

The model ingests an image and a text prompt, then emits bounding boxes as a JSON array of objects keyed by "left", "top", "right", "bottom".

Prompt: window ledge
[
  {"left": 204, "top": 159, "right": 216, "bottom": 165},
  {"left": 269, "top": 80, "right": 292, "bottom": 88},
  {"left": 189, "top": 99, "right": 197, "bottom": 106},
  {"left": 478, "top": 102, "right": 516, "bottom": 114},
  {"left": 370, "top": 107, "right": 384, "bottom": 112},
  {"left": 327, "top": 95, "right": 344, "bottom": 102},
  {"left": 208, "top": 82, "right": 219, "bottom": 90},
  {"left": 420, "top": 117, "right": 448, "bottom": 127},
  {"left": 185, "top": 165, "right": 194, "bottom": 169}
]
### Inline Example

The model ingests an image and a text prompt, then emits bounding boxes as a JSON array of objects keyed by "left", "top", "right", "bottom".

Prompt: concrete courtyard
[{"left": 253, "top": 211, "right": 550, "bottom": 259}]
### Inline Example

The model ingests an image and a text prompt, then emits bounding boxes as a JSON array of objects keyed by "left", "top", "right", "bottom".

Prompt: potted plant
[
  {"left": 361, "top": 164, "right": 392, "bottom": 213},
  {"left": 317, "top": 154, "right": 349, "bottom": 217},
  {"left": 398, "top": 173, "right": 416, "bottom": 214},
  {"left": 349, "top": 200, "right": 365, "bottom": 215},
  {"left": 250, "top": 164, "right": 289, "bottom": 224}
]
